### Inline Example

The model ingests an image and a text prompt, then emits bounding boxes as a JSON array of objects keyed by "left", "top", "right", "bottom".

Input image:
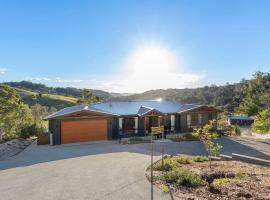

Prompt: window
[
  {"left": 208, "top": 113, "right": 213, "bottom": 120},
  {"left": 187, "top": 114, "right": 199, "bottom": 128},
  {"left": 123, "top": 118, "right": 135, "bottom": 131}
]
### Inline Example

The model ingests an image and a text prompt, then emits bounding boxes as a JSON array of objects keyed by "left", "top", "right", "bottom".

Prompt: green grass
[
  {"left": 192, "top": 156, "right": 210, "bottom": 162},
  {"left": 15, "top": 87, "right": 37, "bottom": 96},
  {"left": 14, "top": 87, "right": 79, "bottom": 109},
  {"left": 42, "top": 93, "right": 78, "bottom": 103}
]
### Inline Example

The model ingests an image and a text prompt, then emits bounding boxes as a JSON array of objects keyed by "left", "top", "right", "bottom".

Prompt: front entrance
[{"left": 145, "top": 116, "right": 164, "bottom": 133}]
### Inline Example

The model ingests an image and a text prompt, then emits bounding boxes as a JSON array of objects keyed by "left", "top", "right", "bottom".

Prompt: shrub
[
  {"left": 160, "top": 184, "right": 170, "bottom": 193},
  {"left": 252, "top": 109, "right": 270, "bottom": 134},
  {"left": 213, "top": 178, "right": 239, "bottom": 186},
  {"left": 192, "top": 156, "right": 209, "bottom": 162},
  {"left": 155, "top": 158, "right": 178, "bottom": 171},
  {"left": 155, "top": 156, "right": 192, "bottom": 171},
  {"left": 232, "top": 125, "right": 241, "bottom": 136},
  {"left": 175, "top": 156, "right": 192, "bottom": 164},
  {"left": 162, "top": 169, "right": 206, "bottom": 187}
]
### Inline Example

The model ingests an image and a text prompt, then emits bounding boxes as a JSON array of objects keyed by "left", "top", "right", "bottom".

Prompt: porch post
[
  {"left": 134, "top": 117, "right": 138, "bottom": 134},
  {"left": 119, "top": 117, "right": 123, "bottom": 132},
  {"left": 170, "top": 115, "right": 175, "bottom": 132}
]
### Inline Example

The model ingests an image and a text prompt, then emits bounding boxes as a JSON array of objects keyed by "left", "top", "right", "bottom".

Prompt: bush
[
  {"left": 160, "top": 184, "right": 170, "bottom": 193},
  {"left": 252, "top": 109, "right": 270, "bottom": 134},
  {"left": 155, "top": 158, "right": 178, "bottom": 171},
  {"left": 192, "top": 156, "right": 209, "bottom": 162},
  {"left": 20, "top": 120, "right": 47, "bottom": 139},
  {"left": 162, "top": 169, "right": 206, "bottom": 187},
  {"left": 213, "top": 178, "right": 239, "bottom": 186},
  {"left": 232, "top": 125, "right": 241, "bottom": 136},
  {"left": 154, "top": 156, "right": 192, "bottom": 171},
  {"left": 175, "top": 156, "right": 192, "bottom": 164}
]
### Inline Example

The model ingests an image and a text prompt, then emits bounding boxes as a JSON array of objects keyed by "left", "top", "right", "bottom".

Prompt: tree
[
  {"left": 252, "top": 109, "right": 270, "bottom": 134},
  {"left": 237, "top": 71, "right": 270, "bottom": 116},
  {"left": 77, "top": 89, "right": 102, "bottom": 104},
  {"left": 193, "top": 120, "right": 223, "bottom": 168},
  {"left": 0, "top": 84, "right": 34, "bottom": 140}
]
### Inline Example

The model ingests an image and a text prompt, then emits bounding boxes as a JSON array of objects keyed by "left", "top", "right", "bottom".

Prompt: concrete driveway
[
  {"left": 0, "top": 141, "right": 184, "bottom": 200},
  {"left": 0, "top": 137, "right": 269, "bottom": 200}
]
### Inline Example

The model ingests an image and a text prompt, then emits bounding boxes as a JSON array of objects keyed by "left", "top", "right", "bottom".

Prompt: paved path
[{"left": 0, "top": 137, "right": 269, "bottom": 200}]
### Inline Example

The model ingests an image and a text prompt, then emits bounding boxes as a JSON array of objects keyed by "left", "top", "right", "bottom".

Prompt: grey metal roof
[
  {"left": 228, "top": 116, "right": 254, "bottom": 120},
  {"left": 90, "top": 100, "right": 189, "bottom": 116},
  {"left": 45, "top": 104, "right": 117, "bottom": 120},
  {"left": 45, "top": 100, "right": 205, "bottom": 119}
]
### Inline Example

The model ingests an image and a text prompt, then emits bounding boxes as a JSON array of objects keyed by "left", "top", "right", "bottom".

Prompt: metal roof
[
  {"left": 228, "top": 116, "right": 254, "bottom": 120},
  {"left": 45, "top": 100, "right": 210, "bottom": 119}
]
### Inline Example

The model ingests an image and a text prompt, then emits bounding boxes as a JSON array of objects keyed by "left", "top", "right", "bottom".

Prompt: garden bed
[
  {"left": 0, "top": 138, "right": 33, "bottom": 160},
  {"left": 146, "top": 155, "right": 270, "bottom": 199}
]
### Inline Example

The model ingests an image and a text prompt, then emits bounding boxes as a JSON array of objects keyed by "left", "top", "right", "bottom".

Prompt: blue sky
[{"left": 0, "top": 0, "right": 270, "bottom": 93}]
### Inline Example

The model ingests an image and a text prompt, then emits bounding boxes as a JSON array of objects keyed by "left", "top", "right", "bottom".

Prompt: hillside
[
  {"left": 111, "top": 82, "right": 247, "bottom": 112},
  {"left": 14, "top": 87, "right": 78, "bottom": 109},
  {"left": 3, "top": 79, "right": 248, "bottom": 112}
]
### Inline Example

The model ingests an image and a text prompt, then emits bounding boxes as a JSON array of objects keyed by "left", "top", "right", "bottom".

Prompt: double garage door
[{"left": 61, "top": 119, "right": 108, "bottom": 144}]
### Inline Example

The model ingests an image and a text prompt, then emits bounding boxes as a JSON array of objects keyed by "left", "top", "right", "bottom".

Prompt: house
[
  {"left": 228, "top": 115, "right": 254, "bottom": 126},
  {"left": 46, "top": 100, "right": 221, "bottom": 145}
]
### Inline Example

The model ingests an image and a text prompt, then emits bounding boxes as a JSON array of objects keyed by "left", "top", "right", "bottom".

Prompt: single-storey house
[{"left": 46, "top": 100, "right": 221, "bottom": 145}]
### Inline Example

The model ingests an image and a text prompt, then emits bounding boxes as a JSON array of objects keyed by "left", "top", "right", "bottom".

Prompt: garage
[{"left": 61, "top": 119, "right": 108, "bottom": 144}]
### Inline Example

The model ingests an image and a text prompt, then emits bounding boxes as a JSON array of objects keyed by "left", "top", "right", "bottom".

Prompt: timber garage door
[{"left": 61, "top": 119, "right": 108, "bottom": 144}]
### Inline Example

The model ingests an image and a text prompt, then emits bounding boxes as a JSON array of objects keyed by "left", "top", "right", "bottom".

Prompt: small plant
[
  {"left": 175, "top": 156, "right": 192, "bottom": 164},
  {"left": 193, "top": 120, "right": 223, "bottom": 168},
  {"left": 192, "top": 156, "right": 209, "bottom": 162},
  {"left": 162, "top": 169, "right": 206, "bottom": 187},
  {"left": 213, "top": 178, "right": 239, "bottom": 186},
  {"left": 232, "top": 125, "right": 241, "bottom": 136},
  {"left": 154, "top": 158, "right": 177, "bottom": 171},
  {"left": 160, "top": 184, "right": 170, "bottom": 193}
]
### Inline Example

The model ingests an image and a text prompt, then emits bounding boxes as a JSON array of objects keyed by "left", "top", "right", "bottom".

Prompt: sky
[{"left": 0, "top": 0, "right": 270, "bottom": 93}]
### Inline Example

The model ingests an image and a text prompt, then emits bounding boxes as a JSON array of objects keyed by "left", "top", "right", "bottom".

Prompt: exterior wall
[
  {"left": 49, "top": 119, "right": 61, "bottom": 145},
  {"left": 174, "top": 114, "right": 181, "bottom": 132},
  {"left": 179, "top": 113, "right": 187, "bottom": 132},
  {"left": 138, "top": 117, "right": 145, "bottom": 134}
]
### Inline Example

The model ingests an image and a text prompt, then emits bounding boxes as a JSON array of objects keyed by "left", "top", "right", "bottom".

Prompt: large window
[
  {"left": 123, "top": 118, "right": 135, "bottom": 131},
  {"left": 187, "top": 114, "right": 199, "bottom": 128}
]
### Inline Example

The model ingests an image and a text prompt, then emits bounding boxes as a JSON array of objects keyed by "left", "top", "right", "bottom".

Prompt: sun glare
[{"left": 128, "top": 45, "right": 176, "bottom": 76}]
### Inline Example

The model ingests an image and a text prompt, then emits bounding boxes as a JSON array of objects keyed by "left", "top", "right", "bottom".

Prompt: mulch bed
[{"left": 147, "top": 158, "right": 270, "bottom": 200}]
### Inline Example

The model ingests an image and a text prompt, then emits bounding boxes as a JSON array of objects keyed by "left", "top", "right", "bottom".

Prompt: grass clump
[
  {"left": 160, "top": 184, "right": 170, "bottom": 193},
  {"left": 213, "top": 178, "right": 239, "bottom": 186},
  {"left": 175, "top": 156, "right": 192, "bottom": 164},
  {"left": 154, "top": 158, "right": 177, "bottom": 171},
  {"left": 162, "top": 169, "right": 206, "bottom": 187},
  {"left": 192, "top": 156, "right": 209, "bottom": 162},
  {"left": 154, "top": 156, "right": 192, "bottom": 171}
]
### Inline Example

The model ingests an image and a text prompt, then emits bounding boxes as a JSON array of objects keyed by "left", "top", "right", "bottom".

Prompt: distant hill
[
  {"left": 3, "top": 81, "right": 131, "bottom": 109},
  {"left": 3, "top": 80, "right": 248, "bottom": 112},
  {"left": 111, "top": 82, "right": 247, "bottom": 112}
]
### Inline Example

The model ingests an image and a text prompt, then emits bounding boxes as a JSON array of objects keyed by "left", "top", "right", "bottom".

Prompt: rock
[
  {"left": 208, "top": 186, "right": 221, "bottom": 194},
  {"left": 237, "top": 192, "right": 252, "bottom": 198}
]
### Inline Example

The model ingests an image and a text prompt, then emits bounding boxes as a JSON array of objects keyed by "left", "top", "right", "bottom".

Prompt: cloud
[
  {"left": 0, "top": 68, "right": 7, "bottom": 75},
  {"left": 30, "top": 77, "right": 50, "bottom": 81},
  {"left": 56, "top": 78, "right": 83, "bottom": 83}
]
